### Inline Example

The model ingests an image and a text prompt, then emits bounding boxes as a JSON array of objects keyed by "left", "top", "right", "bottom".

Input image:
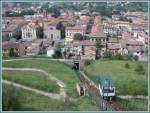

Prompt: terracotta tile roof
[
  {"left": 90, "top": 16, "right": 106, "bottom": 38},
  {"left": 2, "top": 40, "right": 20, "bottom": 50},
  {"left": 22, "top": 22, "right": 37, "bottom": 29},
  {"left": 66, "top": 26, "right": 86, "bottom": 31},
  {"left": 80, "top": 15, "right": 91, "bottom": 21},
  {"left": 120, "top": 39, "right": 144, "bottom": 48},
  {"left": 122, "top": 32, "right": 131, "bottom": 39},
  {"left": 127, "top": 46, "right": 143, "bottom": 52}
]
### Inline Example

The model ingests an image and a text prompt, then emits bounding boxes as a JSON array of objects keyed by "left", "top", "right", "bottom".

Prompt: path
[
  {"left": 117, "top": 95, "right": 148, "bottom": 100},
  {"left": 3, "top": 58, "right": 72, "bottom": 62}
]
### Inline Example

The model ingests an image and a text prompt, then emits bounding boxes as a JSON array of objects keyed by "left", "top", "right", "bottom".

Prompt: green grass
[
  {"left": 2, "top": 70, "right": 59, "bottom": 93},
  {"left": 3, "top": 84, "right": 100, "bottom": 111},
  {"left": 84, "top": 60, "right": 148, "bottom": 96},
  {"left": 116, "top": 98, "right": 148, "bottom": 111},
  {"left": 76, "top": 97, "right": 100, "bottom": 111},
  {"left": 3, "top": 59, "right": 80, "bottom": 98}
]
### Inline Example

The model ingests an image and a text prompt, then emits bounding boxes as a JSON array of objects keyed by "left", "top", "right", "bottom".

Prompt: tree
[
  {"left": 96, "top": 39, "right": 103, "bottom": 59},
  {"left": 48, "top": 6, "right": 60, "bottom": 18},
  {"left": 73, "top": 33, "right": 83, "bottom": 40},
  {"left": 56, "top": 22, "right": 65, "bottom": 39},
  {"left": 9, "top": 48, "right": 15, "bottom": 57},
  {"left": 52, "top": 49, "right": 62, "bottom": 58},
  {"left": 3, "top": 84, "right": 22, "bottom": 110},
  {"left": 13, "top": 30, "right": 22, "bottom": 40},
  {"left": 36, "top": 27, "right": 44, "bottom": 39}
]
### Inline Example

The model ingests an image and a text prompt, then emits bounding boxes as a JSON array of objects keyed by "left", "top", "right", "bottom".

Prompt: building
[
  {"left": 120, "top": 38, "right": 145, "bottom": 56},
  {"left": 90, "top": 16, "right": 107, "bottom": 46},
  {"left": 113, "top": 20, "right": 131, "bottom": 32},
  {"left": 2, "top": 17, "right": 28, "bottom": 41},
  {"left": 23, "top": 40, "right": 42, "bottom": 56},
  {"left": 47, "top": 47, "right": 56, "bottom": 57},
  {"left": 62, "top": 40, "right": 96, "bottom": 59},
  {"left": 2, "top": 39, "right": 25, "bottom": 57},
  {"left": 65, "top": 26, "right": 86, "bottom": 42},
  {"left": 21, "top": 22, "right": 37, "bottom": 41},
  {"left": 44, "top": 21, "right": 61, "bottom": 41}
]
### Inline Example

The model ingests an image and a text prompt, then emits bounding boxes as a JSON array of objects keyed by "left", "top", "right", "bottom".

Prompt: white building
[
  {"left": 47, "top": 47, "right": 55, "bottom": 57},
  {"left": 21, "top": 22, "right": 37, "bottom": 41},
  {"left": 65, "top": 26, "right": 86, "bottom": 42}
]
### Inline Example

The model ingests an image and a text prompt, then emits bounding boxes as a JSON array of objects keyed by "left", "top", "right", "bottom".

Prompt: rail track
[{"left": 77, "top": 70, "right": 126, "bottom": 111}]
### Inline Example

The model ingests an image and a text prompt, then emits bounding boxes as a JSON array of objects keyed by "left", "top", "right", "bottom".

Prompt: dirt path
[
  {"left": 3, "top": 58, "right": 72, "bottom": 62},
  {"left": 117, "top": 95, "right": 148, "bottom": 100}
]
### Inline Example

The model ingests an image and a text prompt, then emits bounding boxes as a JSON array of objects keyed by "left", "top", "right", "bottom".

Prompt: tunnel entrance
[{"left": 73, "top": 60, "right": 80, "bottom": 70}]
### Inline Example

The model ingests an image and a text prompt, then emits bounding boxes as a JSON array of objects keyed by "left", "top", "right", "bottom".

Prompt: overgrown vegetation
[{"left": 3, "top": 84, "right": 22, "bottom": 111}]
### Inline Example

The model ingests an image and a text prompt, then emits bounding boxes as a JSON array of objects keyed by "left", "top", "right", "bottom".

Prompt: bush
[
  {"left": 103, "top": 51, "right": 123, "bottom": 60},
  {"left": 73, "top": 33, "right": 83, "bottom": 40},
  {"left": 52, "top": 49, "right": 62, "bottom": 58},
  {"left": 125, "top": 63, "right": 130, "bottom": 69},
  {"left": 135, "top": 64, "right": 145, "bottom": 75},
  {"left": 133, "top": 55, "right": 139, "bottom": 61},
  {"left": 115, "top": 53, "right": 123, "bottom": 60},
  {"left": 103, "top": 51, "right": 114, "bottom": 59},
  {"left": 84, "top": 60, "right": 93, "bottom": 66},
  {"left": 127, "top": 54, "right": 134, "bottom": 61}
]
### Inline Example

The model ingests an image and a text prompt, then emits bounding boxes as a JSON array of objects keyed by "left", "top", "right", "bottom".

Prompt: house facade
[
  {"left": 21, "top": 22, "right": 37, "bottom": 41},
  {"left": 65, "top": 26, "right": 86, "bottom": 42},
  {"left": 44, "top": 22, "right": 61, "bottom": 41}
]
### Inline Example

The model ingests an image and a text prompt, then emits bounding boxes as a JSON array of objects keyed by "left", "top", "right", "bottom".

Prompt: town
[{"left": 2, "top": 2, "right": 148, "bottom": 111}]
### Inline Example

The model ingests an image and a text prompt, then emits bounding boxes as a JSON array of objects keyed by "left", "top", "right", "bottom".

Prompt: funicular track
[{"left": 77, "top": 70, "right": 127, "bottom": 111}]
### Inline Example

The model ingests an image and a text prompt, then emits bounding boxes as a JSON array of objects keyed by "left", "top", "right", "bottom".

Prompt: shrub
[
  {"left": 52, "top": 49, "right": 62, "bottom": 58},
  {"left": 84, "top": 60, "right": 93, "bottom": 66},
  {"left": 73, "top": 33, "right": 83, "bottom": 40},
  {"left": 103, "top": 51, "right": 114, "bottom": 59},
  {"left": 115, "top": 53, "right": 123, "bottom": 60},
  {"left": 135, "top": 64, "right": 145, "bottom": 75},
  {"left": 133, "top": 55, "right": 139, "bottom": 61},
  {"left": 125, "top": 63, "right": 130, "bottom": 69}
]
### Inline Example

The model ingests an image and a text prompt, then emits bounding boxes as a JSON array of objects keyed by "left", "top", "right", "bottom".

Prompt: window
[{"left": 50, "top": 27, "right": 53, "bottom": 30}]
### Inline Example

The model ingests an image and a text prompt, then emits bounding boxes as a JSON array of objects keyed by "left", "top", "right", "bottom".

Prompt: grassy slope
[
  {"left": 84, "top": 60, "right": 148, "bottom": 96},
  {"left": 116, "top": 98, "right": 148, "bottom": 111},
  {"left": 3, "top": 84, "right": 100, "bottom": 111},
  {"left": 3, "top": 59, "right": 79, "bottom": 98},
  {"left": 3, "top": 70, "right": 59, "bottom": 93}
]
